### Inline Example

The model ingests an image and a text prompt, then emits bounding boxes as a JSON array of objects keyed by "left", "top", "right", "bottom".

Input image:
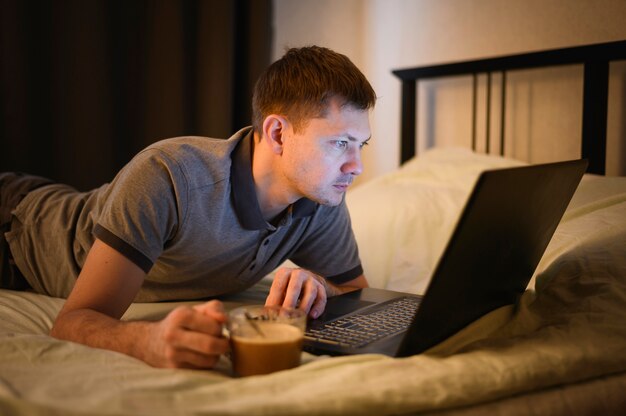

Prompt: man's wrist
[{"left": 316, "top": 276, "right": 358, "bottom": 297}]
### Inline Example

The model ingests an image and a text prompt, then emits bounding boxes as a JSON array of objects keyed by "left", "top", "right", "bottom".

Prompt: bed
[{"left": 2, "top": 41, "right": 626, "bottom": 415}]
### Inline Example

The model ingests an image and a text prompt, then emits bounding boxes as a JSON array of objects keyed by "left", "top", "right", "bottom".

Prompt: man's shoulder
[
  {"left": 147, "top": 128, "right": 248, "bottom": 162},
  {"left": 136, "top": 128, "right": 251, "bottom": 188}
]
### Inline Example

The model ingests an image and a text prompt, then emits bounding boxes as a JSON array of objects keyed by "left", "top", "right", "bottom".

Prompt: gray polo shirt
[{"left": 7, "top": 128, "right": 363, "bottom": 302}]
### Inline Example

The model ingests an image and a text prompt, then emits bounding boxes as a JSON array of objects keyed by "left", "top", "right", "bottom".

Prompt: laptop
[{"left": 304, "top": 158, "right": 588, "bottom": 357}]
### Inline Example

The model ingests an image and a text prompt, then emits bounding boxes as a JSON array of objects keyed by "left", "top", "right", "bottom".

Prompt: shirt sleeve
[
  {"left": 94, "top": 148, "right": 188, "bottom": 272},
  {"left": 289, "top": 198, "right": 363, "bottom": 284}
]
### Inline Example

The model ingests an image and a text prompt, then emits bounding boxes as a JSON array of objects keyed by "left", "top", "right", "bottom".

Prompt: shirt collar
[{"left": 231, "top": 128, "right": 317, "bottom": 230}]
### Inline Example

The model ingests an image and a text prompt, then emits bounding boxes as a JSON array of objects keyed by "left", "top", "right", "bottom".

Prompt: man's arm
[
  {"left": 265, "top": 267, "right": 369, "bottom": 318},
  {"left": 50, "top": 239, "right": 229, "bottom": 369}
]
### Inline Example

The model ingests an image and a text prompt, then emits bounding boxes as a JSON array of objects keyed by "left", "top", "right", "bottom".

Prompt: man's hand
[
  {"left": 145, "top": 300, "right": 229, "bottom": 369},
  {"left": 265, "top": 267, "right": 369, "bottom": 318},
  {"left": 265, "top": 268, "right": 327, "bottom": 318}
]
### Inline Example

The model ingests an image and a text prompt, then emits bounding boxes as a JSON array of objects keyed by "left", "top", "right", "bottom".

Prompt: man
[{"left": 0, "top": 46, "right": 376, "bottom": 369}]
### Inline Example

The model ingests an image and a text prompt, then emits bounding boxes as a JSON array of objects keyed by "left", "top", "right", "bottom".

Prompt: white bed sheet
[{"left": 1, "top": 148, "right": 626, "bottom": 415}]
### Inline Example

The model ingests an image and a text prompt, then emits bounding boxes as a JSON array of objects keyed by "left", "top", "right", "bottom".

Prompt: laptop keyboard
[{"left": 304, "top": 296, "right": 421, "bottom": 348}]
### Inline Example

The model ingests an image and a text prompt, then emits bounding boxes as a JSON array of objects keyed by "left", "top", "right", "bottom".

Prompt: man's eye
[
  {"left": 333, "top": 140, "right": 348, "bottom": 149},
  {"left": 359, "top": 141, "right": 369, "bottom": 150}
]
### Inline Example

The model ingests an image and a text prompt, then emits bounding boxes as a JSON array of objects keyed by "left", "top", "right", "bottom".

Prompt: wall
[{"left": 272, "top": 0, "right": 626, "bottom": 182}]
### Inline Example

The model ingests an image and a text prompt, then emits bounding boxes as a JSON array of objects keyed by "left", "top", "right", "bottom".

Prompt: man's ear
[{"left": 261, "top": 115, "right": 289, "bottom": 154}]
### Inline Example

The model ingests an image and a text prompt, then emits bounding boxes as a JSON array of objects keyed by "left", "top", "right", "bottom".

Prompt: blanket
[{"left": 1, "top": 148, "right": 625, "bottom": 415}]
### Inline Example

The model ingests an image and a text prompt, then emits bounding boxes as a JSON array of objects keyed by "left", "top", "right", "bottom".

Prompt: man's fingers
[
  {"left": 309, "top": 287, "right": 327, "bottom": 319},
  {"left": 193, "top": 300, "right": 227, "bottom": 323},
  {"left": 161, "top": 336, "right": 229, "bottom": 369},
  {"left": 172, "top": 350, "right": 221, "bottom": 370},
  {"left": 297, "top": 279, "right": 316, "bottom": 313},
  {"left": 283, "top": 271, "right": 305, "bottom": 309},
  {"left": 169, "top": 329, "right": 230, "bottom": 355},
  {"left": 265, "top": 268, "right": 292, "bottom": 306},
  {"left": 193, "top": 299, "right": 224, "bottom": 314},
  {"left": 167, "top": 306, "right": 223, "bottom": 336},
  {"left": 297, "top": 279, "right": 318, "bottom": 314},
  {"left": 264, "top": 268, "right": 330, "bottom": 318},
  {"left": 299, "top": 279, "right": 327, "bottom": 318},
  {"left": 156, "top": 306, "right": 230, "bottom": 369}
]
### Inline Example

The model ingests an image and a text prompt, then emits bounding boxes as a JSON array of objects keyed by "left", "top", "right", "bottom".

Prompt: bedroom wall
[{"left": 272, "top": 0, "right": 626, "bottom": 181}]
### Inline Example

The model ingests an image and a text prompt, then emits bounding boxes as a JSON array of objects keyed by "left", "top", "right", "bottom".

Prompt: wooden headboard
[{"left": 392, "top": 40, "right": 626, "bottom": 175}]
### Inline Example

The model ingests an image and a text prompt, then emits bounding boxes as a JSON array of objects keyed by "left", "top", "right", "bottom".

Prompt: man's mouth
[{"left": 333, "top": 182, "right": 352, "bottom": 192}]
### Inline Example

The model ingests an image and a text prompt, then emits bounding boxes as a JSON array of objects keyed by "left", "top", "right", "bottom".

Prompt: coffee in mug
[{"left": 228, "top": 305, "right": 306, "bottom": 376}]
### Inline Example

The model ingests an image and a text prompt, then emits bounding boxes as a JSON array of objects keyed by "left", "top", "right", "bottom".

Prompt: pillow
[
  {"left": 348, "top": 147, "right": 626, "bottom": 294},
  {"left": 346, "top": 147, "right": 524, "bottom": 293},
  {"left": 531, "top": 173, "right": 626, "bottom": 289}
]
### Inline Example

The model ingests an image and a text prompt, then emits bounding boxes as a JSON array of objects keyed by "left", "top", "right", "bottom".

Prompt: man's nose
[{"left": 342, "top": 149, "right": 363, "bottom": 176}]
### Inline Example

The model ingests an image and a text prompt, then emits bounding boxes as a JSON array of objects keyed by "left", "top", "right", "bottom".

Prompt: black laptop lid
[{"left": 396, "top": 159, "right": 588, "bottom": 356}]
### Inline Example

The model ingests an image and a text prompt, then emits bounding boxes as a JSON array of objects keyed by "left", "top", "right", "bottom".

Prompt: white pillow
[
  {"left": 346, "top": 147, "right": 524, "bottom": 293},
  {"left": 348, "top": 147, "right": 626, "bottom": 294},
  {"left": 532, "top": 173, "right": 626, "bottom": 289}
]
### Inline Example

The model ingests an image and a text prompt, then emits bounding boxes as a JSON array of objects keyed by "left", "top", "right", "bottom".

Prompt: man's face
[{"left": 279, "top": 98, "right": 371, "bottom": 206}]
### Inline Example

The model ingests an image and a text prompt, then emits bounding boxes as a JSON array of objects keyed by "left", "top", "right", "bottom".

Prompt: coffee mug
[{"left": 227, "top": 305, "right": 306, "bottom": 376}]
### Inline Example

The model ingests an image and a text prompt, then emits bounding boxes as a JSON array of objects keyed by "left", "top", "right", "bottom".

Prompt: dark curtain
[{"left": 0, "top": 0, "right": 272, "bottom": 190}]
